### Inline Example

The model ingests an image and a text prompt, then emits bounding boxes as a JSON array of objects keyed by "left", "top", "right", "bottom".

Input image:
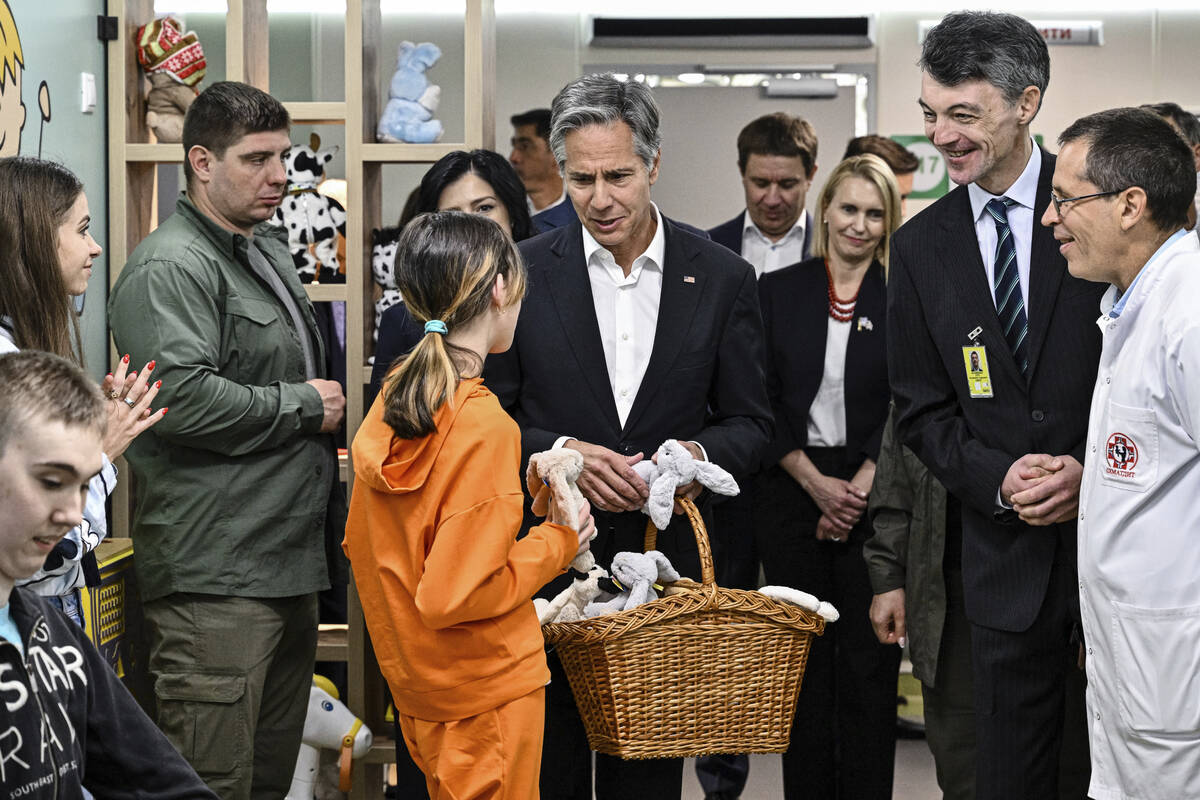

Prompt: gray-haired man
[{"left": 486, "top": 73, "right": 772, "bottom": 800}]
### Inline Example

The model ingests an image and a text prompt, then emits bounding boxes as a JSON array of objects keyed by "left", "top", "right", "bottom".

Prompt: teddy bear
[
  {"left": 135, "top": 17, "right": 207, "bottom": 143},
  {"left": 270, "top": 133, "right": 347, "bottom": 284},
  {"left": 526, "top": 449, "right": 613, "bottom": 624},
  {"left": 583, "top": 550, "right": 682, "bottom": 618},
  {"left": 370, "top": 226, "right": 404, "bottom": 349},
  {"left": 376, "top": 41, "right": 444, "bottom": 144},
  {"left": 631, "top": 439, "right": 740, "bottom": 530}
]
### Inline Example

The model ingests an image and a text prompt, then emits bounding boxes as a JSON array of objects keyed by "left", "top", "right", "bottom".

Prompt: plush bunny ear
[
  {"left": 526, "top": 456, "right": 553, "bottom": 517},
  {"left": 694, "top": 461, "right": 740, "bottom": 497}
]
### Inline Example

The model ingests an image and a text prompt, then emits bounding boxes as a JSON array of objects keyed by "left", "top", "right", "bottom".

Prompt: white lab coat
[{"left": 1078, "top": 231, "right": 1200, "bottom": 800}]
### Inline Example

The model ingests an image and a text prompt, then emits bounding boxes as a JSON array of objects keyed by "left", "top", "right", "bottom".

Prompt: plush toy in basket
[
  {"left": 135, "top": 17, "right": 207, "bottom": 143},
  {"left": 536, "top": 440, "right": 835, "bottom": 760},
  {"left": 270, "top": 133, "right": 347, "bottom": 284}
]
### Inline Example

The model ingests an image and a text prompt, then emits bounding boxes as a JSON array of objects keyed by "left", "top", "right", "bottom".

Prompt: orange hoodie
[{"left": 344, "top": 377, "right": 576, "bottom": 722}]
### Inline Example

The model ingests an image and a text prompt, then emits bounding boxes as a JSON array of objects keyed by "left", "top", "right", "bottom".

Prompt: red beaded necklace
[{"left": 825, "top": 259, "right": 859, "bottom": 322}]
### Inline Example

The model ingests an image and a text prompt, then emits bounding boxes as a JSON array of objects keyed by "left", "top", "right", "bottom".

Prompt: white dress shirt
[
  {"left": 968, "top": 140, "right": 1041, "bottom": 315},
  {"left": 806, "top": 316, "right": 850, "bottom": 447},
  {"left": 740, "top": 211, "right": 808, "bottom": 277},
  {"left": 1076, "top": 230, "right": 1200, "bottom": 800}
]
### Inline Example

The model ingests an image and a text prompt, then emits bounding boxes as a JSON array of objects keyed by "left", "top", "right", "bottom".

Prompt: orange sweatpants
[{"left": 398, "top": 687, "right": 545, "bottom": 799}]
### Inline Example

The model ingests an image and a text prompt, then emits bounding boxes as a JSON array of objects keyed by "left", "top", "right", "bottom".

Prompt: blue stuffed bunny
[{"left": 376, "top": 41, "right": 444, "bottom": 144}]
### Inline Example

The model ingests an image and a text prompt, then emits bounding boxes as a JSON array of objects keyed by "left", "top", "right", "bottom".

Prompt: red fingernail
[
  {"left": 155, "top": 380, "right": 162, "bottom": 388},
  {"left": 162, "top": 407, "right": 168, "bottom": 414},
  {"left": 147, "top": 360, "right": 156, "bottom": 370},
  {"left": 122, "top": 354, "right": 129, "bottom": 363}
]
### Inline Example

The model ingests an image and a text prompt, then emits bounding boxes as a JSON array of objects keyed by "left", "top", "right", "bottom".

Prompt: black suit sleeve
[
  {"left": 691, "top": 264, "right": 774, "bottom": 477},
  {"left": 484, "top": 346, "right": 565, "bottom": 462},
  {"left": 888, "top": 240, "right": 1014, "bottom": 516}
]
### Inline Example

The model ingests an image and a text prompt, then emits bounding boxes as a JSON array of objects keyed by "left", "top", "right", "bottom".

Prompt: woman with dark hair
[
  {"left": 756, "top": 154, "right": 904, "bottom": 799},
  {"left": 0, "top": 156, "right": 164, "bottom": 621},
  {"left": 370, "top": 149, "right": 534, "bottom": 400}
]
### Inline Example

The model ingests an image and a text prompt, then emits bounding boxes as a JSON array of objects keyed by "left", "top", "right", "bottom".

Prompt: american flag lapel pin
[{"left": 683, "top": 275, "right": 695, "bottom": 283}]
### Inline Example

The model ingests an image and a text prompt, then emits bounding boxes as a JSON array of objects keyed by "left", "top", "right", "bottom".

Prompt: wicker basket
[{"left": 542, "top": 498, "right": 825, "bottom": 760}]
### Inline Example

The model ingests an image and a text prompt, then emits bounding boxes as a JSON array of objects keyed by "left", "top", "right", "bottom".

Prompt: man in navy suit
[
  {"left": 509, "top": 107, "right": 578, "bottom": 233},
  {"left": 487, "top": 73, "right": 772, "bottom": 800},
  {"left": 708, "top": 112, "right": 818, "bottom": 275},
  {"left": 887, "top": 12, "right": 1098, "bottom": 799}
]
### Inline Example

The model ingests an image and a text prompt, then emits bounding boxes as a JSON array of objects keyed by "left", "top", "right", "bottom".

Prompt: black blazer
[
  {"left": 759, "top": 257, "right": 889, "bottom": 470},
  {"left": 887, "top": 148, "right": 1105, "bottom": 631},
  {"left": 486, "top": 217, "right": 773, "bottom": 575},
  {"left": 708, "top": 210, "right": 813, "bottom": 260}
]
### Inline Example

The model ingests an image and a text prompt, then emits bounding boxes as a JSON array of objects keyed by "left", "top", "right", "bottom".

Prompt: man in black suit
[
  {"left": 486, "top": 73, "right": 772, "bottom": 800},
  {"left": 887, "top": 12, "right": 1100, "bottom": 799},
  {"left": 708, "top": 112, "right": 818, "bottom": 273}
]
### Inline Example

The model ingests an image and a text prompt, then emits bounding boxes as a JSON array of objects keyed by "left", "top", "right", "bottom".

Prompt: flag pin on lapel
[{"left": 683, "top": 275, "right": 695, "bottom": 283}]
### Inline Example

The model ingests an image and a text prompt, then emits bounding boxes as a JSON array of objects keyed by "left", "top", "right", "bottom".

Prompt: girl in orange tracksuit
[{"left": 344, "top": 211, "right": 593, "bottom": 799}]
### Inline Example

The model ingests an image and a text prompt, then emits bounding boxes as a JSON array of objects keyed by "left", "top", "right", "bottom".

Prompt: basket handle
[{"left": 642, "top": 496, "right": 716, "bottom": 587}]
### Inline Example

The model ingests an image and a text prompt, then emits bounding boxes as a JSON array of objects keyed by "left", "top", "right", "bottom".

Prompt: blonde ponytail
[{"left": 381, "top": 212, "right": 525, "bottom": 439}]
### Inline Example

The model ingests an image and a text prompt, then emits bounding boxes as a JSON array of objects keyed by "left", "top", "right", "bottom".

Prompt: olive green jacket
[
  {"left": 109, "top": 197, "right": 339, "bottom": 602},
  {"left": 864, "top": 407, "right": 949, "bottom": 687}
]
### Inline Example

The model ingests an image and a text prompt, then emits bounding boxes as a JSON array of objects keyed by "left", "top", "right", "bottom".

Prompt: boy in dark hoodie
[{"left": 0, "top": 350, "right": 215, "bottom": 799}]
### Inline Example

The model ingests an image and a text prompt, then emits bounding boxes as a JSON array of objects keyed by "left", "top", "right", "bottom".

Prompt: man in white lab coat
[{"left": 1041, "top": 106, "right": 1200, "bottom": 800}]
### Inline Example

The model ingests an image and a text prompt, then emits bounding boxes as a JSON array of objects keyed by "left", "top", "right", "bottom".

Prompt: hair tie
[{"left": 424, "top": 320, "right": 448, "bottom": 335}]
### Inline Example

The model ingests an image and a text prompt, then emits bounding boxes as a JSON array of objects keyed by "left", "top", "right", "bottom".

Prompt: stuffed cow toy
[
  {"left": 271, "top": 133, "right": 347, "bottom": 284},
  {"left": 370, "top": 226, "right": 404, "bottom": 348}
]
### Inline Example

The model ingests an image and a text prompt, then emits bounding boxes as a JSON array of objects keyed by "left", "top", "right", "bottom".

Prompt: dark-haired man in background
[{"left": 510, "top": 107, "right": 577, "bottom": 233}]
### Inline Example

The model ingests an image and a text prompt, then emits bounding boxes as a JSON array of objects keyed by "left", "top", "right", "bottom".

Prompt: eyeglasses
[{"left": 1049, "top": 189, "right": 1124, "bottom": 216}]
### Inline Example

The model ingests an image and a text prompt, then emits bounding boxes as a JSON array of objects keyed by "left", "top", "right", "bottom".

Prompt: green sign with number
[{"left": 889, "top": 135, "right": 1046, "bottom": 200}]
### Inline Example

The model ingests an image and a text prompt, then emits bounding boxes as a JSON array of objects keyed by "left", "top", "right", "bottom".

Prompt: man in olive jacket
[
  {"left": 108, "top": 82, "right": 346, "bottom": 798},
  {"left": 864, "top": 408, "right": 975, "bottom": 800}
]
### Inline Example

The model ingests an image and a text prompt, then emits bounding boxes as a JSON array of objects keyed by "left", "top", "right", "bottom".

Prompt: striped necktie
[{"left": 986, "top": 197, "right": 1028, "bottom": 376}]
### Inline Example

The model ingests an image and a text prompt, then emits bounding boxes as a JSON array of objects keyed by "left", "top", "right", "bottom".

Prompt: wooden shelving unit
[{"left": 106, "top": 2, "right": 496, "bottom": 796}]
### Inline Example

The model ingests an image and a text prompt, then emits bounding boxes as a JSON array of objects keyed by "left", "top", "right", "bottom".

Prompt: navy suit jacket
[
  {"left": 485, "top": 217, "right": 773, "bottom": 578},
  {"left": 887, "top": 148, "right": 1105, "bottom": 631},
  {"left": 759, "top": 257, "right": 889, "bottom": 470},
  {"left": 708, "top": 210, "right": 813, "bottom": 261},
  {"left": 531, "top": 199, "right": 578, "bottom": 234}
]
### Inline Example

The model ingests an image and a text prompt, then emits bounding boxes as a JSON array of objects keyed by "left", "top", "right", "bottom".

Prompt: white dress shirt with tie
[{"left": 968, "top": 140, "right": 1041, "bottom": 315}]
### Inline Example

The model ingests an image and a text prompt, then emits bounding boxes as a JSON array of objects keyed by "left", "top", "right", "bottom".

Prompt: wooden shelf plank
[
  {"left": 361, "top": 143, "right": 466, "bottom": 163},
  {"left": 317, "top": 624, "right": 349, "bottom": 662},
  {"left": 285, "top": 101, "right": 347, "bottom": 124},
  {"left": 305, "top": 283, "right": 349, "bottom": 302},
  {"left": 125, "top": 143, "right": 184, "bottom": 163}
]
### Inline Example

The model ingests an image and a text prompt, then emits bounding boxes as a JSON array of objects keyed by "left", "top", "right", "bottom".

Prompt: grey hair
[
  {"left": 920, "top": 12, "right": 1049, "bottom": 111},
  {"left": 548, "top": 74, "right": 662, "bottom": 172}
]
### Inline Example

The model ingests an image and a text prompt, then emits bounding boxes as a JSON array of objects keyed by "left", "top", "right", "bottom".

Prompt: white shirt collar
[
  {"left": 968, "top": 139, "right": 1041, "bottom": 221},
  {"left": 742, "top": 208, "right": 807, "bottom": 244},
  {"left": 581, "top": 202, "right": 666, "bottom": 279}
]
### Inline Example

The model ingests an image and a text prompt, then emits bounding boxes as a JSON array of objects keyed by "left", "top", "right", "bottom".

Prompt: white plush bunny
[{"left": 631, "top": 439, "right": 740, "bottom": 529}]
